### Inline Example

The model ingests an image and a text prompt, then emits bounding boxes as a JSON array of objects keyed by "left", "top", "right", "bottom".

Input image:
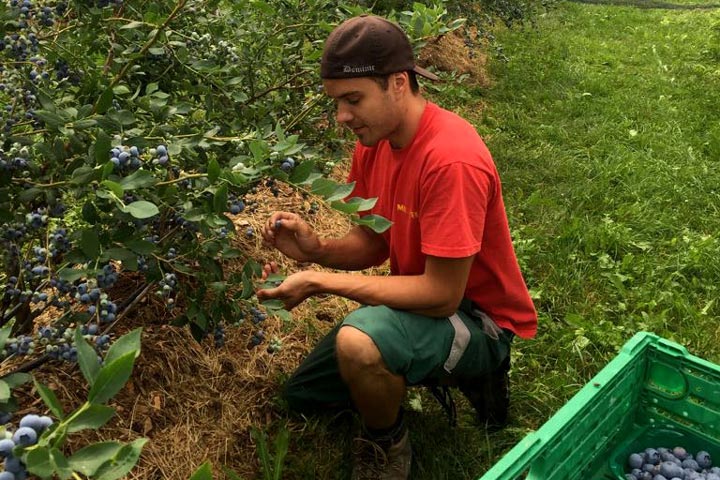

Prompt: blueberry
[
  {"left": 696, "top": 451, "right": 712, "bottom": 469},
  {"left": 645, "top": 448, "right": 660, "bottom": 465},
  {"left": 672, "top": 447, "right": 687, "bottom": 460},
  {"left": 659, "top": 461, "right": 682, "bottom": 479},
  {"left": 629, "top": 453, "right": 644, "bottom": 469},
  {"left": 681, "top": 458, "right": 699, "bottom": 471},
  {"left": 19, "top": 414, "right": 44, "bottom": 432},
  {"left": 3, "top": 455, "right": 21, "bottom": 473},
  {"left": 11, "top": 427, "right": 36, "bottom": 447},
  {"left": 0, "top": 438, "right": 15, "bottom": 457},
  {"left": 0, "top": 471, "right": 14, "bottom": 480}
]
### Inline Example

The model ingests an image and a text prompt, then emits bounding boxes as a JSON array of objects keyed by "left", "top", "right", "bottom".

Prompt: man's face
[{"left": 322, "top": 76, "right": 403, "bottom": 147}]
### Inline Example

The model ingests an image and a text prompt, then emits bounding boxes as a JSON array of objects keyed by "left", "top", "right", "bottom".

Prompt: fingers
[
  {"left": 260, "top": 261, "right": 278, "bottom": 280},
  {"left": 261, "top": 211, "right": 307, "bottom": 243}
]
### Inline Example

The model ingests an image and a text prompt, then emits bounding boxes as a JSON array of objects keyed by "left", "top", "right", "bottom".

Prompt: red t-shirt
[{"left": 347, "top": 102, "right": 537, "bottom": 338}]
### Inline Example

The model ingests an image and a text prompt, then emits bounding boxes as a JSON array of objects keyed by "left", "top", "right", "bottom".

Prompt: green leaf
[
  {"left": 67, "top": 403, "right": 115, "bottom": 433},
  {"left": 0, "top": 323, "right": 13, "bottom": 350},
  {"left": 33, "top": 110, "right": 67, "bottom": 129},
  {"left": 25, "top": 446, "right": 54, "bottom": 478},
  {"left": 1, "top": 373, "right": 31, "bottom": 389},
  {"left": 94, "top": 131, "right": 112, "bottom": 165},
  {"left": 93, "top": 438, "right": 148, "bottom": 480},
  {"left": 310, "top": 178, "right": 337, "bottom": 197},
  {"left": 73, "top": 118, "right": 98, "bottom": 129},
  {"left": 104, "top": 328, "right": 142, "bottom": 365},
  {"left": 101, "top": 180, "right": 124, "bottom": 198},
  {"left": 58, "top": 267, "right": 90, "bottom": 283},
  {"left": 288, "top": 160, "right": 315, "bottom": 184},
  {"left": 18, "top": 188, "right": 44, "bottom": 203},
  {"left": 338, "top": 197, "right": 377, "bottom": 212},
  {"left": 213, "top": 184, "right": 229, "bottom": 214},
  {"left": 101, "top": 247, "right": 137, "bottom": 265},
  {"left": 79, "top": 229, "right": 101, "bottom": 259},
  {"left": 352, "top": 214, "right": 393, "bottom": 233},
  {"left": 70, "top": 166, "right": 98, "bottom": 185},
  {"left": 34, "top": 379, "right": 65, "bottom": 419},
  {"left": 208, "top": 158, "right": 221, "bottom": 183},
  {"left": 123, "top": 239, "right": 156, "bottom": 255},
  {"left": 121, "top": 201, "right": 159, "bottom": 219},
  {"left": 273, "top": 426, "right": 290, "bottom": 480},
  {"left": 119, "top": 170, "right": 158, "bottom": 190},
  {"left": 50, "top": 448, "right": 72, "bottom": 480},
  {"left": 189, "top": 461, "right": 213, "bottom": 480},
  {"left": 87, "top": 352, "right": 136, "bottom": 404},
  {"left": 96, "top": 88, "right": 114, "bottom": 114},
  {"left": 325, "top": 183, "right": 355, "bottom": 202},
  {"left": 0, "top": 382, "right": 10, "bottom": 403},
  {"left": 75, "top": 328, "right": 101, "bottom": 386},
  {"left": 68, "top": 442, "right": 123, "bottom": 476}
]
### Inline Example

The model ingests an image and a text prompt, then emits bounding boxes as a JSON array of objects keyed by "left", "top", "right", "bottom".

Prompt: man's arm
[
  {"left": 314, "top": 225, "right": 389, "bottom": 270},
  {"left": 258, "top": 254, "right": 474, "bottom": 317}
]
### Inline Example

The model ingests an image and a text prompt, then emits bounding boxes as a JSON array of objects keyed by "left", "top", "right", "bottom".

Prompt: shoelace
[
  {"left": 428, "top": 384, "right": 457, "bottom": 427},
  {"left": 351, "top": 436, "right": 389, "bottom": 479}
]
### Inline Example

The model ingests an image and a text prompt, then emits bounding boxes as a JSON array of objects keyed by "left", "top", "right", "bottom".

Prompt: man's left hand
[{"left": 256, "top": 270, "right": 316, "bottom": 310}]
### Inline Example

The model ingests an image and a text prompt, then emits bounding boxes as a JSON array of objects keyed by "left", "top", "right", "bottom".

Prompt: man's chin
[{"left": 357, "top": 135, "right": 379, "bottom": 147}]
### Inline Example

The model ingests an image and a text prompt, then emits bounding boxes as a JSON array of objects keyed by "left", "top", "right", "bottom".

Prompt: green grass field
[{"left": 279, "top": 3, "right": 720, "bottom": 478}]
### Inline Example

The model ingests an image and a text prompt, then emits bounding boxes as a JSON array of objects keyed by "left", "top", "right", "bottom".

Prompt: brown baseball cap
[{"left": 321, "top": 15, "right": 439, "bottom": 81}]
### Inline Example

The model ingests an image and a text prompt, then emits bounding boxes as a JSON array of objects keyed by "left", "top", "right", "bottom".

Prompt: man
[{"left": 257, "top": 14, "right": 537, "bottom": 479}]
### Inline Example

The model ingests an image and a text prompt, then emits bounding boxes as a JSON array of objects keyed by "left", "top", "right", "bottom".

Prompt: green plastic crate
[{"left": 479, "top": 331, "right": 720, "bottom": 480}]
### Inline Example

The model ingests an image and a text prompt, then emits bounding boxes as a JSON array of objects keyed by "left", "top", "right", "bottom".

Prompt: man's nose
[{"left": 336, "top": 105, "right": 353, "bottom": 124}]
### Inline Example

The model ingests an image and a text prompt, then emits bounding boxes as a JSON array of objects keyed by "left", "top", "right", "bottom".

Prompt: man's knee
[{"left": 335, "top": 325, "right": 384, "bottom": 374}]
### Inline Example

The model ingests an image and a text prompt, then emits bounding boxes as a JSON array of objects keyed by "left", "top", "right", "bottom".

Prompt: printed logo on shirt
[{"left": 396, "top": 203, "right": 418, "bottom": 219}]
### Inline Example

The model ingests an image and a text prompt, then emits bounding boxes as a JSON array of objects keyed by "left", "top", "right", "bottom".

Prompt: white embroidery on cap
[{"left": 343, "top": 65, "right": 375, "bottom": 73}]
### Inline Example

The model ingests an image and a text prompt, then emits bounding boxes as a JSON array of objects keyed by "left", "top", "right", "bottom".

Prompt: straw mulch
[{"left": 418, "top": 28, "right": 492, "bottom": 88}]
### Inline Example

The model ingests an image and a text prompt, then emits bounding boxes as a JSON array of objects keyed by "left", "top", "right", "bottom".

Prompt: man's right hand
[{"left": 261, "top": 211, "right": 323, "bottom": 263}]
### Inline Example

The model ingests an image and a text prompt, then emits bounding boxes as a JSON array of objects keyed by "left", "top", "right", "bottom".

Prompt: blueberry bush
[{"left": 0, "top": 0, "right": 530, "bottom": 476}]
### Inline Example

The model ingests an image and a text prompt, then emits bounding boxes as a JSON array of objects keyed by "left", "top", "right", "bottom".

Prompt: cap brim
[{"left": 413, "top": 65, "right": 440, "bottom": 81}]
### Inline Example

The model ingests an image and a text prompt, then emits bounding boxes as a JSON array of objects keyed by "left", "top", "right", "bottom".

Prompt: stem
[
  {"left": 155, "top": 173, "right": 206, "bottom": 186},
  {"left": 11, "top": 179, "right": 67, "bottom": 188}
]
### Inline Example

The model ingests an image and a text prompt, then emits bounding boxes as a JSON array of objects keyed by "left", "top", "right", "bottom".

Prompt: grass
[{"left": 276, "top": 3, "right": 720, "bottom": 479}]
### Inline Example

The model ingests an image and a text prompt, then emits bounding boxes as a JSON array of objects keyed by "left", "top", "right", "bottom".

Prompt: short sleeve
[{"left": 419, "top": 163, "right": 495, "bottom": 258}]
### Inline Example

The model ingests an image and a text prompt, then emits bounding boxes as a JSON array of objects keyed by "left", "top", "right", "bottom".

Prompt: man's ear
[{"left": 391, "top": 71, "right": 409, "bottom": 95}]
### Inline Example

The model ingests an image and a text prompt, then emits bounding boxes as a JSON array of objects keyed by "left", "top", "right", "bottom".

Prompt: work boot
[
  {"left": 350, "top": 428, "right": 412, "bottom": 480},
  {"left": 458, "top": 356, "right": 510, "bottom": 431}
]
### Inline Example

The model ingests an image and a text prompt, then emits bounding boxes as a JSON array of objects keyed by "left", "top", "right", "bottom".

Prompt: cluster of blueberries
[
  {"left": 2, "top": 323, "right": 110, "bottom": 364},
  {"left": 0, "top": 156, "right": 28, "bottom": 173},
  {"left": 626, "top": 446, "right": 717, "bottom": 480},
  {"left": 247, "top": 307, "right": 268, "bottom": 348},
  {"left": 184, "top": 33, "right": 240, "bottom": 65},
  {"left": 266, "top": 337, "right": 282, "bottom": 354},
  {"left": 157, "top": 273, "right": 178, "bottom": 310},
  {"left": 279, "top": 157, "right": 296, "bottom": 172},
  {"left": 0, "top": 413, "right": 54, "bottom": 480},
  {"left": 213, "top": 325, "right": 225, "bottom": 348},
  {"left": 109, "top": 145, "right": 142, "bottom": 172},
  {"left": 227, "top": 195, "right": 245, "bottom": 215},
  {"left": 149, "top": 144, "right": 169, "bottom": 166}
]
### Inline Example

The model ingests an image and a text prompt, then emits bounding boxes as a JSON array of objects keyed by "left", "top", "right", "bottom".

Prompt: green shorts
[{"left": 282, "top": 300, "right": 514, "bottom": 414}]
